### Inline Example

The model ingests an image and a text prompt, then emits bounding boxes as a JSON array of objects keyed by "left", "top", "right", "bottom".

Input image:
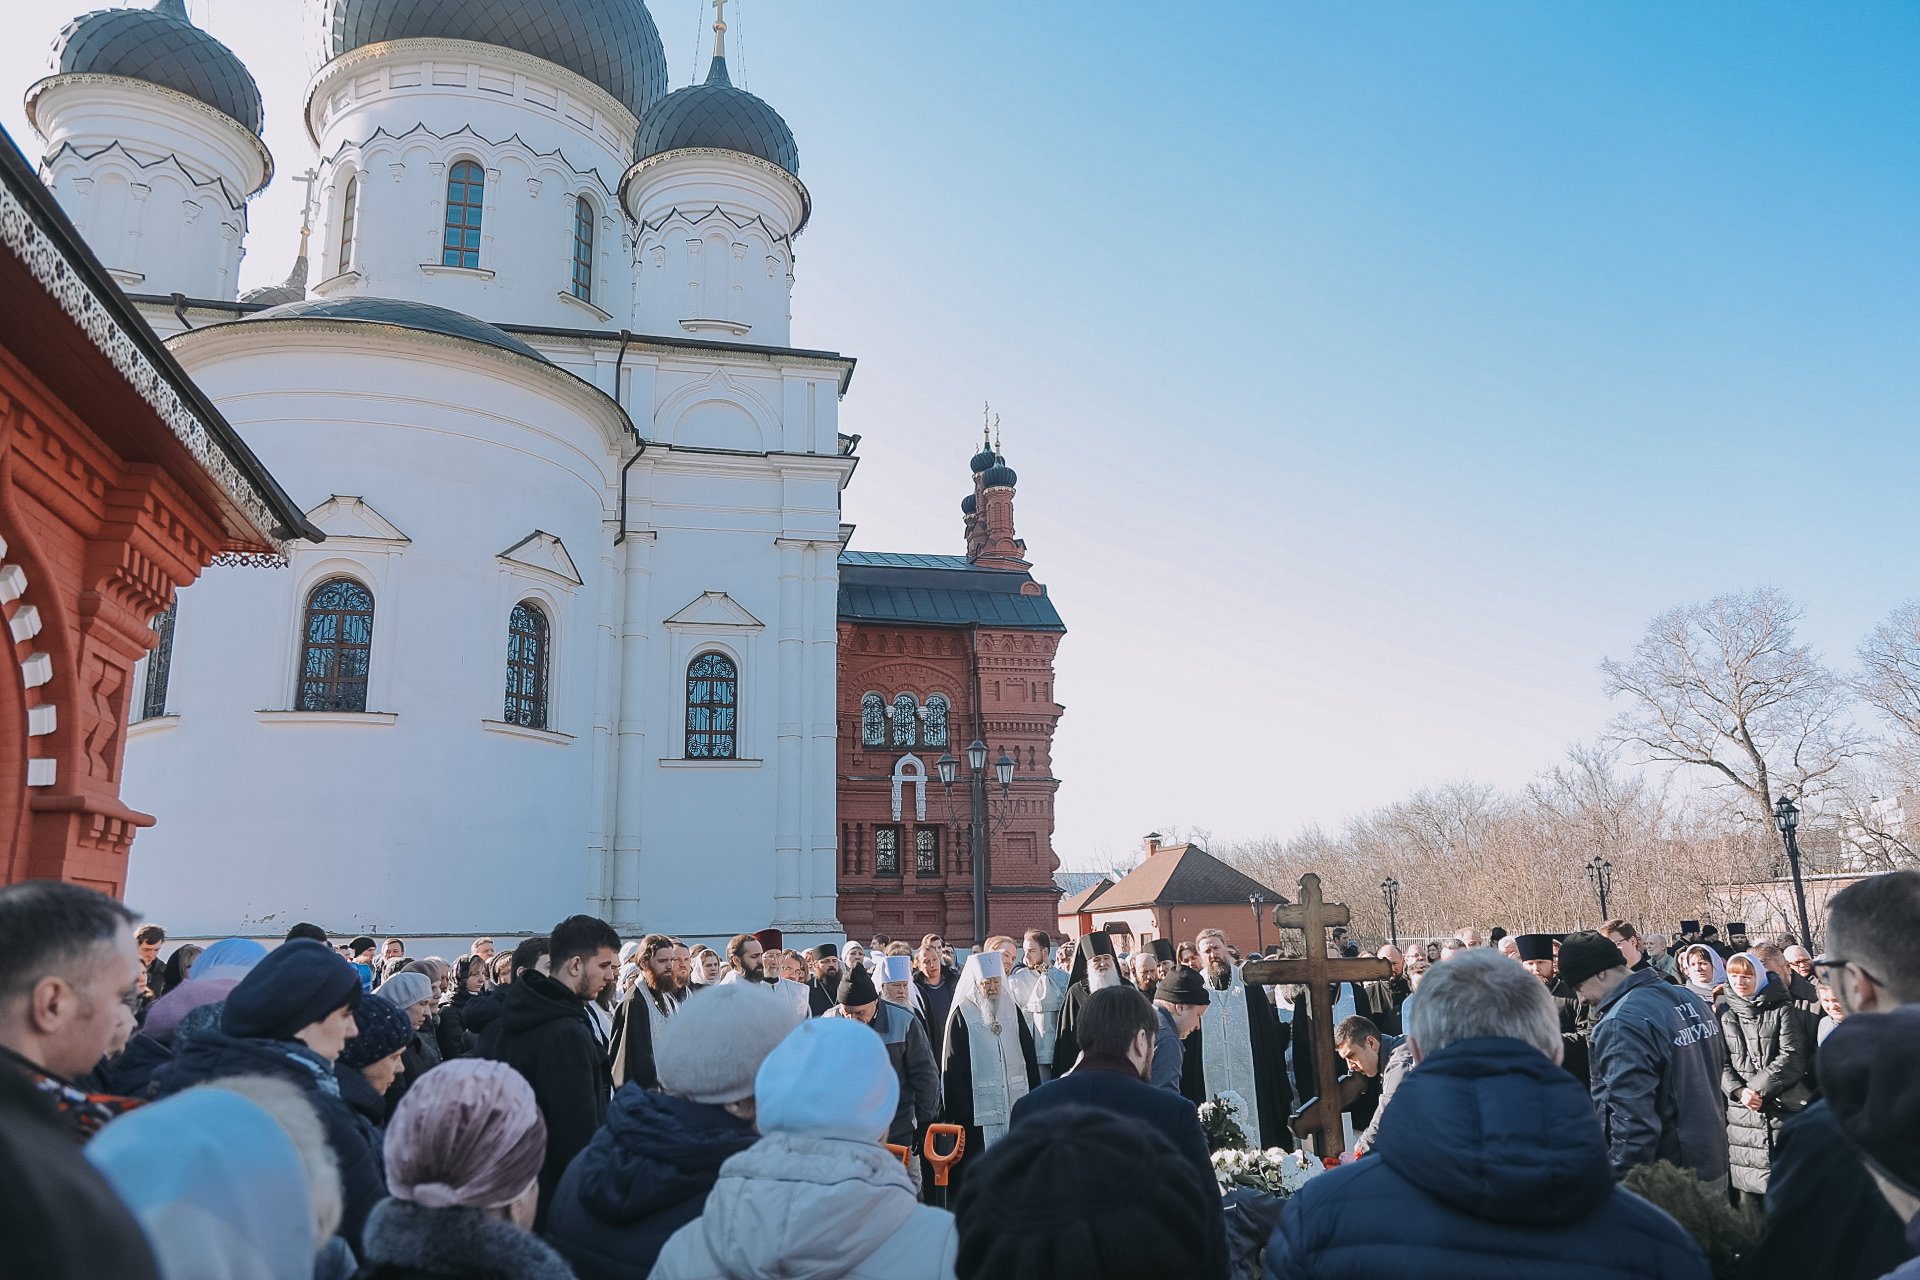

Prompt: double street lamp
[
  {"left": 1586, "top": 856, "right": 1613, "bottom": 920},
  {"left": 1380, "top": 877, "right": 1400, "bottom": 947},
  {"left": 937, "top": 739, "right": 1016, "bottom": 945},
  {"left": 1774, "top": 795, "right": 1814, "bottom": 948}
]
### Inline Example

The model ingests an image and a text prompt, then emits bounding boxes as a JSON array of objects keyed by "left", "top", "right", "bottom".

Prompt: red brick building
[
  {"left": 0, "top": 128, "right": 314, "bottom": 896},
  {"left": 835, "top": 439, "right": 1064, "bottom": 946}
]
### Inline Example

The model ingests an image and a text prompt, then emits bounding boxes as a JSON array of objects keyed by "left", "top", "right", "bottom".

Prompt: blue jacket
[
  {"left": 545, "top": 1085, "right": 756, "bottom": 1280},
  {"left": 1589, "top": 968, "right": 1730, "bottom": 1182},
  {"left": 1264, "top": 1036, "right": 1710, "bottom": 1280}
]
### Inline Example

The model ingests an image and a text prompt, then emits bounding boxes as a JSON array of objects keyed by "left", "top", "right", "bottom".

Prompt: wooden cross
[{"left": 1242, "top": 873, "right": 1392, "bottom": 1159}]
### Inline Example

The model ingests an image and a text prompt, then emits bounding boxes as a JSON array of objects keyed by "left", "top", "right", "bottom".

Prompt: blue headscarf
[
  {"left": 87, "top": 1088, "right": 316, "bottom": 1280},
  {"left": 192, "top": 938, "right": 268, "bottom": 984}
]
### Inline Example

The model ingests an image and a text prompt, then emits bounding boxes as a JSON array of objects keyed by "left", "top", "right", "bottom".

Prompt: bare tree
[
  {"left": 1601, "top": 587, "right": 1864, "bottom": 833},
  {"left": 1855, "top": 601, "right": 1920, "bottom": 742}
]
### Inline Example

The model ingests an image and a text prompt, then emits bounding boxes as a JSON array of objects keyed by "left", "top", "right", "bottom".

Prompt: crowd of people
[{"left": 3, "top": 870, "right": 1919, "bottom": 1279}]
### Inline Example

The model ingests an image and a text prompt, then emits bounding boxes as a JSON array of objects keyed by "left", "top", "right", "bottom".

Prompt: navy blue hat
[
  {"left": 222, "top": 939, "right": 362, "bottom": 1041},
  {"left": 339, "top": 994, "right": 411, "bottom": 1069}
]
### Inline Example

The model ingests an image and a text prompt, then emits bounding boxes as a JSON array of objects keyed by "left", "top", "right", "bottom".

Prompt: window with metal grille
[
  {"left": 875, "top": 826, "right": 901, "bottom": 877},
  {"left": 339, "top": 176, "right": 358, "bottom": 271},
  {"left": 442, "top": 160, "right": 484, "bottom": 268},
  {"left": 915, "top": 828, "right": 940, "bottom": 877},
  {"left": 296, "top": 578, "right": 374, "bottom": 712},
  {"left": 570, "top": 196, "right": 594, "bottom": 301},
  {"left": 923, "top": 694, "right": 950, "bottom": 748},
  {"left": 891, "top": 693, "right": 917, "bottom": 747},
  {"left": 140, "top": 602, "right": 176, "bottom": 720},
  {"left": 860, "top": 692, "right": 885, "bottom": 746},
  {"left": 504, "top": 602, "right": 550, "bottom": 729},
  {"left": 685, "top": 651, "right": 738, "bottom": 759}
]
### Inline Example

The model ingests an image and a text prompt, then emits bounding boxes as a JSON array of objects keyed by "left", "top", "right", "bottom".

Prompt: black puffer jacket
[
  {"left": 153, "top": 1027, "right": 387, "bottom": 1249},
  {"left": 1719, "top": 976, "right": 1809, "bottom": 1196},
  {"left": 438, "top": 993, "right": 478, "bottom": 1060}
]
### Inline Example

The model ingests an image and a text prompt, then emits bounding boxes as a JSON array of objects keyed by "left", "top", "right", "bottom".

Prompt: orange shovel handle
[
  {"left": 883, "top": 1142, "right": 913, "bottom": 1170},
  {"left": 924, "top": 1123, "right": 967, "bottom": 1187}
]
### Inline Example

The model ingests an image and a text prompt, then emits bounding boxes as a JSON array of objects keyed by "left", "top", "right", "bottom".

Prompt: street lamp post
[
  {"left": 1774, "top": 795, "right": 1814, "bottom": 948},
  {"left": 1380, "top": 877, "right": 1400, "bottom": 947},
  {"left": 937, "top": 739, "right": 1016, "bottom": 946},
  {"left": 1585, "top": 856, "right": 1613, "bottom": 920},
  {"left": 1249, "top": 894, "right": 1266, "bottom": 954}
]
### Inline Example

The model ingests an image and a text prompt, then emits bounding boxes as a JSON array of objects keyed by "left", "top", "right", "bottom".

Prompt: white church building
[{"left": 24, "top": 0, "right": 856, "bottom": 942}]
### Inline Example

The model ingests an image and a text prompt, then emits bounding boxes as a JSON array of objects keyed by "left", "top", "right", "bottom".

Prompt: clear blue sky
[{"left": 6, "top": 2, "right": 1917, "bottom": 869}]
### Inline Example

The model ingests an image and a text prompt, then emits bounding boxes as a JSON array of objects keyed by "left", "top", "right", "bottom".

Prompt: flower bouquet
[
  {"left": 1211, "top": 1145, "right": 1325, "bottom": 1198},
  {"left": 1197, "top": 1094, "right": 1249, "bottom": 1152}
]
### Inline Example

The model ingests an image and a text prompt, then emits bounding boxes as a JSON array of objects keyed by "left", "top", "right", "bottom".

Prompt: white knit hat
[
  {"left": 656, "top": 980, "right": 800, "bottom": 1103},
  {"left": 755, "top": 1017, "right": 899, "bottom": 1143},
  {"left": 376, "top": 970, "right": 434, "bottom": 1012}
]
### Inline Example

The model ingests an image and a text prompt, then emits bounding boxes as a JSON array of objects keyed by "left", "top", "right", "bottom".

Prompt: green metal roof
[
  {"left": 839, "top": 551, "right": 976, "bottom": 571},
  {"left": 838, "top": 554, "right": 1064, "bottom": 632}
]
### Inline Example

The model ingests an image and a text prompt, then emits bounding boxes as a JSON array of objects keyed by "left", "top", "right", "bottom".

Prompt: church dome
[
  {"left": 634, "top": 53, "right": 797, "bottom": 176},
  {"left": 247, "top": 296, "right": 549, "bottom": 364},
  {"left": 315, "top": 0, "right": 668, "bottom": 122},
  {"left": 982, "top": 463, "right": 1018, "bottom": 490},
  {"left": 52, "top": 0, "right": 263, "bottom": 135},
  {"left": 960, "top": 493, "right": 977, "bottom": 516},
  {"left": 970, "top": 447, "right": 998, "bottom": 475}
]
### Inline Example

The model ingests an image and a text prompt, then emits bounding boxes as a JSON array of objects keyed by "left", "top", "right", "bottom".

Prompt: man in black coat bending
[{"left": 478, "top": 914, "right": 619, "bottom": 1227}]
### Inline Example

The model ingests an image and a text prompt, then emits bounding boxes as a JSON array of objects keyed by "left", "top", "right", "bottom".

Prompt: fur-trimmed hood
[{"left": 358, "top": 1199, "right": 575, "bottom": 1280}]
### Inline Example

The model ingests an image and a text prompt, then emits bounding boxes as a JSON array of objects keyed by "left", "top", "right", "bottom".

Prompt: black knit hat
[
  {"left": 339, "top": 993, "right": 411, "bottom": 1069},
  {"left": 222, "top": 939, "right": 362, "bottom": 1041},
  {"left": 1555, "top": 931, "right": 1628, "bottom": 991},
  {"left": 956, "top": 1105, "right": 1214, "bottom": 1280},
  {"left": 836, "top": 962, "right": 878, "bottom": 1007},
  {"left": 1514, "top": 934, "right": 1556, "bottom": 963},
  {"left": 1822, "top": 1005, "right": 1920, "bottom": 1194},
  {"left": 1150, "top": 939, "right": 1177, "bottom": 964},
  {"left": 1155, "top": 965, "right": 1210, "bottom": 1008}
]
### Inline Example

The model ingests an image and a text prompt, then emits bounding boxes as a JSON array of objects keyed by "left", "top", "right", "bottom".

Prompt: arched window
[
  {"left": 923, "top": 694, "right": 950, "bottom": 748},
  {"left": 296, "top": 578, "right": 374, "bottom": 712},
  {"left": 570, "top": 195, "right": 594, "bottom": 302},
  {"left": 891, "top": 693, "right": 918, "bottom": 747},
  {"left": 504, "top": 602, "right": 551, "bottom": 729},
  {"left": 442, "top": 159, "right": 484, "bottom": 268},
  {"left": 916, "top": 828, "right": 940, "bottom": 877},
  {"left": 140, "top": 601, "right": 176, "bottom": 720},
  {"left": 685, "top": 652, "right": 738, "bottom": 759},
  {"left": 338, "top": 176, "right": 358, "bottom": 272},
  {"left": 860, "top": 692, "right": 885, "bottom": 747}
]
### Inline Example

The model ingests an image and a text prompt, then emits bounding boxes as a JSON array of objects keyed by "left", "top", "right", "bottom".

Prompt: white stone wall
[{"left": 27, "top": 76, "right": 269, "bottom": 299}]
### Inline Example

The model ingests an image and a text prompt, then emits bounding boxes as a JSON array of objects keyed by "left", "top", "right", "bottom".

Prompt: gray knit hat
[{"left": 656, "top": 981, "right": 801, "bottom": 1103}]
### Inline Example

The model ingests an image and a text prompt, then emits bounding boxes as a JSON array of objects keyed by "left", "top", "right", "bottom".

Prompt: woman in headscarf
[
  {"left": 355, "top": 1060, "right": 575, "bottom": 1280},
  {"left": 1678, "top": 943, "right": 1728, "bottom": 1007},
  {"left": 86, "top": 1083, "right": 329, "bottom": 1280},
  {"left": 155, "top": 944, "right": 202, "bottom": 999},
  {"left": 1719, "top": 950, "right": 1810, "bottom": 1208},
  {"left": 377, "top": 971, "right": 443, "bottom": 1116},
  {"left": 97, "top": 938, "right": 267, "bottom": 1098},
  {"left": 438, "top": 954, "right": 490, "bottom": 1060}
]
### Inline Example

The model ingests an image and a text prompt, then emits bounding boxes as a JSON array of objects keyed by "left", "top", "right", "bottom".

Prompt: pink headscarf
[{"left": 382, "top": 1060, "right": 546, "bottom": 1210}]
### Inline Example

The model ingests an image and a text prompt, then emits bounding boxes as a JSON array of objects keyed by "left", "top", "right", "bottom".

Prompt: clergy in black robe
[
  {"left": 1053, "top": 931, "right": 1125, "bottom": 1074},
  {"left": 1516, "top": 934, "right": 1591, "bottom": 1086},
  {"left": 806, "top": 943, "right": 842, "bottom": 1017},
  {"left": 939, "top": 953, "right": 1039, "bottom": 1199},
  {"left": 1186, "top": 935, "right": 1294, "bottom": 1150}
]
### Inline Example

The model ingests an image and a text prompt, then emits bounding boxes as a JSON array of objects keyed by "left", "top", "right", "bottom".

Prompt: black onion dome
[
  {"left": 317, "top": 0, "right": 668, "bottom": 121},
  {"left": 52, "top": 0, "right": 263, "bottom": 135},
  {"left": 634, "top": 54, "right": 798, "bottom": 176},
  {"left": 982, "top": 463, "right": 1018, "bottom": 489},
  {"left": 960, "top": 493, "right": 977, "bottom": 516},
  {"left": 247, "top": 296, "right": 549, "bottom": 364},
  {"left": 970, "top": 448, "right": 998, "bottom": 474}
]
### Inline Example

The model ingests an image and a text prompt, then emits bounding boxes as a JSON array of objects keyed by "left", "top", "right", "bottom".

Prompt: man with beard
[
  {"left": 720, "top": 932, "right": 765, "bottom": 985},
  {"left": 1515, "top": 933, "right": 1590, "bottom": 1086},
  {"left": 1183, "top": 928, "right": 1294, "bottom": 1149},
  {"left": 729, "top": 929, "right": 811, "bottom": 1021},
  {"left": 806, "top": 943, "right": 843, "bottom": 1016},
  {"left": 1361, "top": 945, "right": 1410, "bottom": 1036},
  {"left": 878, "top": 953, "right": 923, "bottom": 1023},
  {"left": 609, "top": 933, "right": 680, "bottom": 1089},
  {"left": 1008, "top": 929, "right": 1070, "bottom": 1080},
  {"left": 1053, "top": 931, "right": 1124, "bottom": 1074},
  {"left": 940, "top": 952, "right": 1038, "bottom": 1197},
  {"left": 1130, "top": 949, "right": 1162, "bottom": 996}
]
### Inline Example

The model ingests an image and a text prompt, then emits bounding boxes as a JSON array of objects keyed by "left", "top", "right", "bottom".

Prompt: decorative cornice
[
  {"left": 0, "top": 174, "right": 290, "bottom": 555},
  {"left": 25, "top": 74, "right": 274, "bottom": 195},
  {"left": 42, "top": 139, "right": 248, "bottom": 215},
  {"left": 623, "top": 147, "right": 810, "bottom": 239},
  {"left": 306, "top": 38, "right": 640, "bottom": 153},
  {"left": 321, "top": 121, "right": 623, "bottom": 202}
]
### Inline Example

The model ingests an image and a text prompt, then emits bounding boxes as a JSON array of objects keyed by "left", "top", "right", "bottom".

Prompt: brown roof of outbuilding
[
  {"left": 1092, "top": 844, "right": 1286, "bottom": 911},
  {"left": 1058, "top": 880, "right": 1112, "bottom": 915}
]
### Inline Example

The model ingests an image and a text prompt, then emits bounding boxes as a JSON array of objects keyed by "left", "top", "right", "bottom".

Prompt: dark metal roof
[
  {"left": 238, "top": 252, "right": 307, "bottom": 307},
  {"left": 634, "top": 55, "right": 798, "bottom": 176},
  {"left": 317, "top": 0, "right": 668, "bottom": 122},
  {"left": 840, "top": 551, "right": 976, "bottom": 571},
  {"left": 53, "top": 0, "right": 263, "bottom": 135},
  {"left": 1094, "top": 844, "right": 1286, "bottom": 912},
  {"left": 247, "top": 296, "right": 549, "bottom": 365},
  {"left": 838, "top": 557, "right": 1065, "bottom": 631}
]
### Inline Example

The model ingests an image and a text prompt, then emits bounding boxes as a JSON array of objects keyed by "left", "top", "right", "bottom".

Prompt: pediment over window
[
  {"left": 497, "top": 530, "right": 582, "bottom": 586},
  {"left": 664, "top": 591, "right": 764, "bottom": 630},
  {"left": 303, "top": 495, "right": 408, "bottom": 543}
]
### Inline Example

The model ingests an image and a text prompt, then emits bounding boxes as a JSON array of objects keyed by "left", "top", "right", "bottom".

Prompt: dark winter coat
[
  {"left": 89, "top": 1032, "right": 172, "bottom": 1099},
  {"left": 437, "top": 993, "right": 478, "bottom": 1059},
  {"left": 546, "top": 1086, "right": 757, "bottom": 1280},
  {"left": 1014, "top": 1053, "right": 1228, "bottom": 1280},
  {"left": 460, "top": 986, "right": 505, "bottom": 1039},
  {"left": 1756, "top": 1097, "right": 1913, "bottom": 1280},
  {"left": 352, "top": 1197, "right": 575, "bottom": 1280},
  {"left": 154, "top": 1026, "right": 386, "bottom": 1249},
  {"left": 1719, "top": 976, "right": 1810, "bottom": 1196},
  {"left": 1263, "top": 1036, "right": 1711, "bottom": 1280},
  {"left": 387, "top": 1026, "right": 444, "bottom": 1120},
  {"left": 914, "top": 969, "right": 958, "bottom": 1060},
  {"left": 476, "top": 969, "right": 612, "bottom": 1227},
  {"left": 865, "top": 998, "right": 941, "bottom": 1146},
  {"left": 1588, "top": 968, "right": 1730, "bottom": 1183},
  {"left": 336, "top": 1062, "right": 391, "bottom": 1136}
]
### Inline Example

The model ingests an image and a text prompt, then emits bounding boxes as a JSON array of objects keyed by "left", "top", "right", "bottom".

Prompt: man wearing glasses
[{"left": 1759, "top": 870, "right": 1920, "bottom": 1280}]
